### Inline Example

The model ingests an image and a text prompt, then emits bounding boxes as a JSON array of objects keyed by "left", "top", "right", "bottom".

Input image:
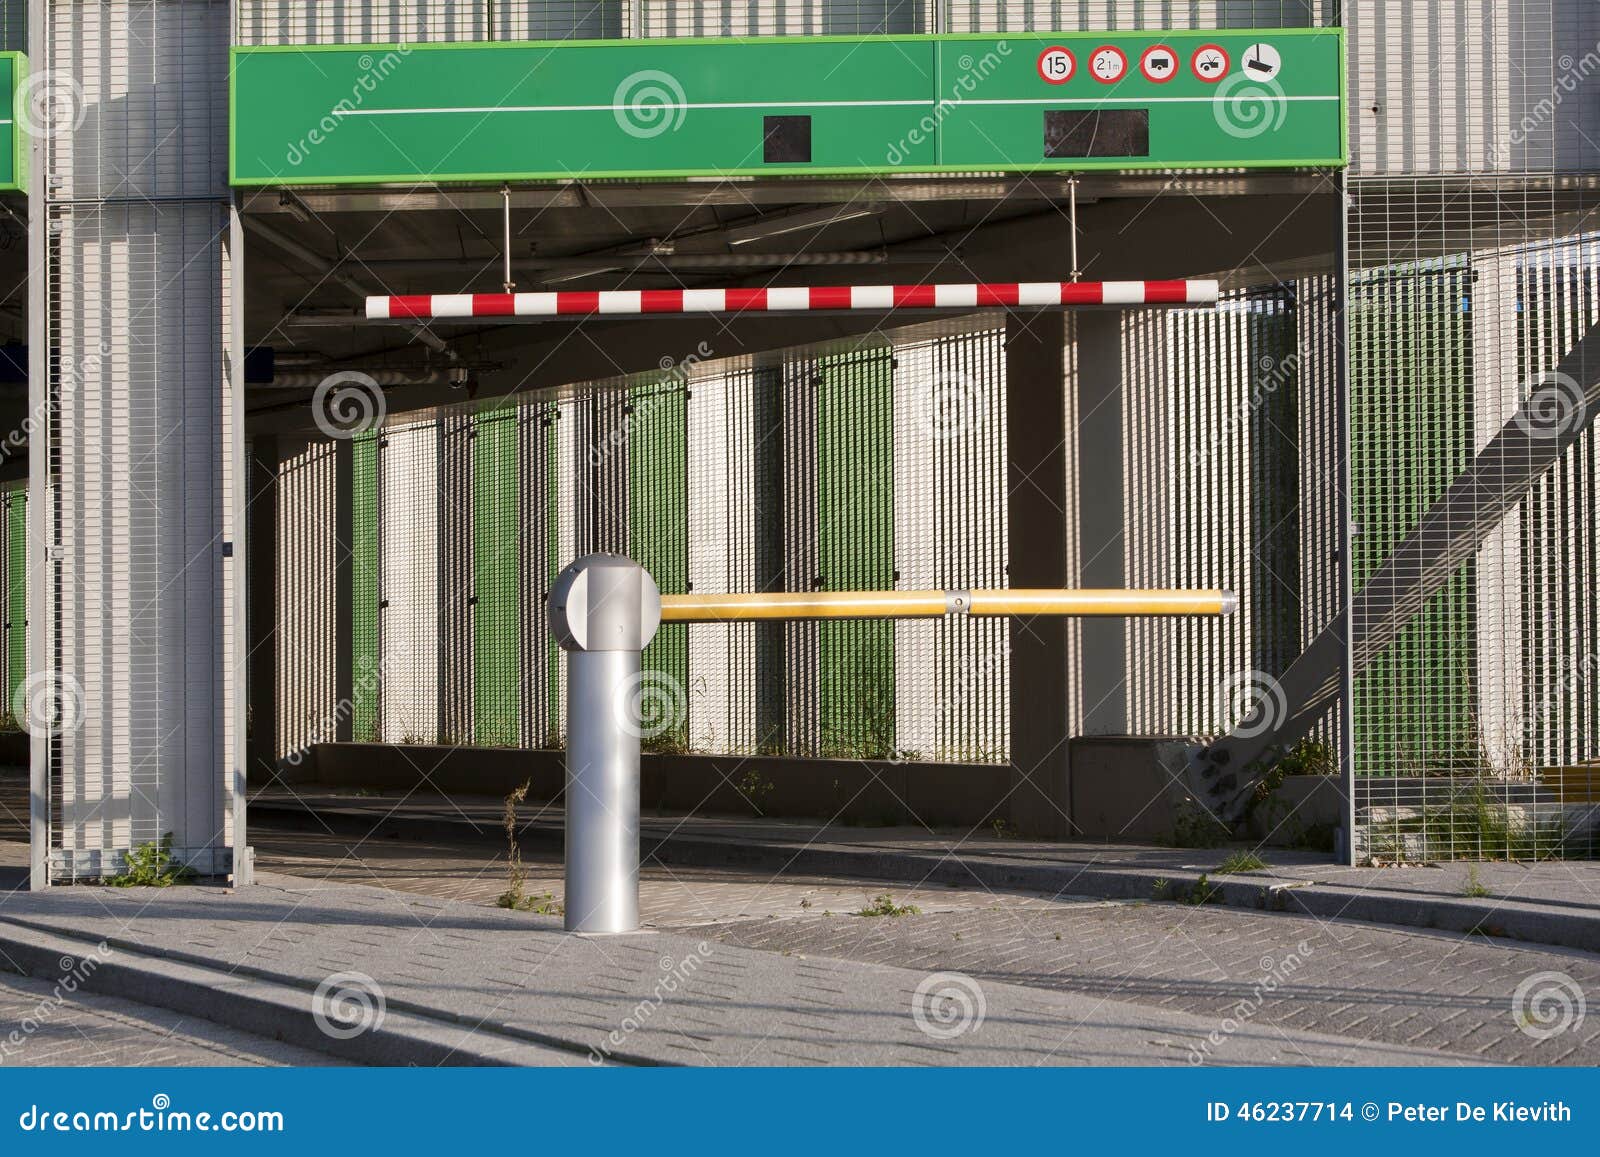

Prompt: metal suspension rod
[
  {"left": 501, "top": 183, "right": 515, "bottom": 293},
  {"left": 660, "top": 588, "right": 1235, "bottom": 622}
]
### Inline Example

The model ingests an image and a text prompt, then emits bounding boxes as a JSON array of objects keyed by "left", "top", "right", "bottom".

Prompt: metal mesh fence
[
  {"left": 0, "top": 488, "right": 24, "bottom": 726},
  {"left": 234, "top": 0, "right": 1334, "bottom": 43},
  {"left": 1348, "top": 177, "right": 1600, "bottom": 861}
]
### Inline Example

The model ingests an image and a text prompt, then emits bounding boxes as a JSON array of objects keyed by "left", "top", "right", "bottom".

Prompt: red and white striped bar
[{"left": 365, "top": 280, "right": 1220, "bottom": 320}]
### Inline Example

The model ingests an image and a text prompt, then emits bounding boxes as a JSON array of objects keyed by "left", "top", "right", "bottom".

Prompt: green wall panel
[
  {"left": 473, "top": 410, "right": 521, "bottom": 746},
  {"left": 1349, "top": 262, "right": 1477, "bottom": 776},
  {"left": 351, "top": 432, "right": 381, "bottom": 742},
  {"left": 230, "top": 30, "right": 1343, "bottom": 185},
  {"left": 818, "top": 349, "right": 896, "bottom": 759},
  {"left": 0, "top": 54, "right": 25, "bottom": 193}
]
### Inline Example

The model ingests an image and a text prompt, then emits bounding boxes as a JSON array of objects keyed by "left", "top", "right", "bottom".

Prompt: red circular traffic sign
[
  {"left": 1191, "top": 43, "right": 1230, "bottom": 82},
  {"left": 1087, "top": 44, "right": 1128, "bottom": 84},
  {"left": 1139, "top": 44, "right": 1178, "bottom": 83},
  {"left": 1037, "top": 46, "right": 1075, "bottom": 84}
]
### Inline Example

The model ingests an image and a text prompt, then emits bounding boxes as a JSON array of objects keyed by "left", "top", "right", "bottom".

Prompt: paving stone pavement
[
  {"left": 0, "top": 968, "right": 347, "bottom": 1066},
  {"left": 698, "top": 901, "right": 1600, "bottom": 1065},
  {"left": 0, "top": 866, "right": 1488, "bottom": 1067},
  {"left": 249, "top": 823, "right": 1097, "bottom": 925}
]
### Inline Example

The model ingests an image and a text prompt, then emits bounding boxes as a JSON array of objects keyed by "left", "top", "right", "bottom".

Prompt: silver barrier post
[{"left": 548, "top": 554, "right": 661, "bottom": 934}]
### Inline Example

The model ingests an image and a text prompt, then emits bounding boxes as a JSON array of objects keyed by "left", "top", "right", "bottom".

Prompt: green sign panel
[
  {"left": 0, "top": 54, "right": 25, "bottom": 193},
  {"left": 230, "top": 30, "right": 1344, "bottom": 187}
]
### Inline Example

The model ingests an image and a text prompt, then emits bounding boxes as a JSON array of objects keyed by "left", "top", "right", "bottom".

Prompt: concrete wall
[{"left": 301, "top": 742, "right": 1012, "bottom": 829}]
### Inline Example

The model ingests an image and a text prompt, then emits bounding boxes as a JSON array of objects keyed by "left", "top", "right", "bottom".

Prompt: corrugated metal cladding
[
  {"left": 1348, "top": 177, "right": 1600, "bottom": 861},
  {"left": 270, "top": 298, "right": 1336, "bottom": 771},
  {"left": 232, "top": 0, "right": 1336, "bottom": 43},
  {"left": 43, "top": 0, "right": 240, "bottom": 878}
]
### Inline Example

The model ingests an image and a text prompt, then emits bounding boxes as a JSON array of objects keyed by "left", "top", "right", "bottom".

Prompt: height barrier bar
[{"left": 366, "top": 279, "right": 1220, "bottom": 321}]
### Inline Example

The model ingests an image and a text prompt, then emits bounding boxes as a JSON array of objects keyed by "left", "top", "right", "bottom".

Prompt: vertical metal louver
[{"left": 274, "top": 439, "right": 341, "bottom": 763}]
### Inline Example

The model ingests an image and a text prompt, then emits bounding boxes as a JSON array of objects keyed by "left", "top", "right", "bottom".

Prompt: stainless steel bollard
[{"left": 547, "top": 554, "right": 661, "bottom": 934}]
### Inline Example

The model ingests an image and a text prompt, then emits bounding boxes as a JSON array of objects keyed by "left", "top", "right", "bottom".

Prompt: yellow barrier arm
[{"left": 659, "top": 589, "right": 1236, "bottom": 623}]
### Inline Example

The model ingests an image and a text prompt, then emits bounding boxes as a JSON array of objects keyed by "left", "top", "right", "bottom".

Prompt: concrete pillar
[
  {"left": 1004, "top": 311, "right": 1072, "bottom": 837},
  {"left": 1073, "top": 311, "right": 1128, "bottom": 736}
]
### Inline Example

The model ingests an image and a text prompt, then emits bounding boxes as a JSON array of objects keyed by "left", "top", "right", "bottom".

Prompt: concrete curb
[
  {"left": 254, "top": 800, "right": 1600, "bottom": 954},
  {"left": 0, "top": 917, "right": 598, "bottom": 1067}
]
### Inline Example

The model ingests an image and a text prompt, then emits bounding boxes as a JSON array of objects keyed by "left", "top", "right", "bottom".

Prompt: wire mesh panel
[
  {"left": 1114, "top": 289, "right": 1310, "bottom": 739},
  {"left": 685, "top": 366, "right": 758, "bottom": 754},
  {"left": 1349, "top": 257, "right": 1476, "bottom": 778},
  {"left": 522, "top": 402, "right": 563, "bottom": 748},
  {"left": 39, "top": 0, "right": 238, "bottom": 880},
  {"left": 817, "top": 348, "right": 897, "bottom": 759},
  {"left": 235, "top": 0, "right": 1339, "bottom": 43},
  {"left": 351, "top": 430, "right": 381, "bottom": 741},
  {"left": 1348, "top": 176, "right": 1600, "bottom": 860},
  {"left": 2, "top": 489, "right": 24, "bottom": 724},
  {"left": 1343, "top": 1, "right": 1600, "bottom": 176},
  {"left": 0, "top": 0, "right": 21, "bottom": 51},
  {"left": 440, "top": 414, "right": 475, "bottom": 743},
  {"left": 274, "top": 439, "right": 342, "bottom": 762},
  {"left": 235, "top": 1, "right": 625, "bottom": 45},
  {"left": 378, "top": 419, "right": 441, "bottom": 743},
  {"left": 941, "top": 0, "right": 1332, "bottom": 33},
  {"left": 892, "top": 326, "right": 1009, "bottom": 763},
  {"left": 474, "top": 408, "right": 521, "bottom": 746},
  {"left": 639, "top": 0, "right": 924, "bottom": 37},
  {"left": 628, "top": 379, "right": 689, "bottom": 751},
  {"left": 47, "top": 201, "right": 235, "bottom": 877}
]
